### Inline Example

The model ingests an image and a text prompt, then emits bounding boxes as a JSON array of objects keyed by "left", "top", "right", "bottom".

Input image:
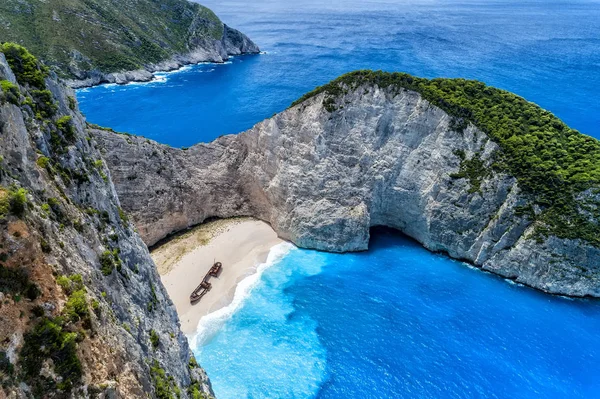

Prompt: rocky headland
[
  {"left": 96, "top": 71, "right": 600, "bottom": 298},
  {"left": 0, "top": 0, "right": 259, "bottom": 88}
]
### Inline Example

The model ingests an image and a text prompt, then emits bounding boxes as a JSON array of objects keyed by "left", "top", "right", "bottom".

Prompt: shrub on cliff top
[
  {"left": 293, "top": 70, "right": 600, "bottom": 246},
  {"left": 0, "top": 43, "right": 48, "bottom": 88}
]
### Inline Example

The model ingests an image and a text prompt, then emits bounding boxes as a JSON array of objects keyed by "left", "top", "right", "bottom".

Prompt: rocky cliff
[
  {"left": 0, "top": 0, "right": 259, "bottom": 88},
  {"left": 0, "top": 46, "right": 212, "bottom": 397},
  {"left": 96, "top": 72, "right": 600, "bottom": 298}
]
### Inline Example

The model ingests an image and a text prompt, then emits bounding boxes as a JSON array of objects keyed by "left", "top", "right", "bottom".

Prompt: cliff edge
[
  {"left": 97, "top": 71, "right": 600, "bottom": 298},
  {"left": 0, "top": 44, "right": 213, "bottom": 398}
]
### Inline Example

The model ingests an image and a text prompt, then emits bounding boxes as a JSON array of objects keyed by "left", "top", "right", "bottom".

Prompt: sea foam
[{"left": 190, "top": 241, "right": 295, "bottom": 348}]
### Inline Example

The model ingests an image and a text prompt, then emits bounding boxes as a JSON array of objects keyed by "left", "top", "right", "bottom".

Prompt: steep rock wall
[
  {"left": 0, "top": 52, "right": 212, "bottom": 398},
  {"left": 96, "top": 85, "right": 600, "bottom": 297}
]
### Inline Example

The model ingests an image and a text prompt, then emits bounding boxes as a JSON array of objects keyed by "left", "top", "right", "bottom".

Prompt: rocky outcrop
[
  {"left": 0, "top": 50, "right": 212, "bottom": 397},
  {"left": 66, "top": 25, "right": 259, "bottom": 88},
  {"left": 0, "top": 0, "right": 260, "bottom": 89},
  {"left": 96, "top": 83, "right": 600, "bottom": 298}
]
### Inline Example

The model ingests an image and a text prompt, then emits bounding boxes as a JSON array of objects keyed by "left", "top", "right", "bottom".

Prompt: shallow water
[
  {"left": 77, "top": 0, "right": 600, "bottom": 147},
  {"left": 196, "top": 229, "right": 600, "bottom": 398},
  {"left": 74, "top": 1, "right": 600, "bottom": 397}
]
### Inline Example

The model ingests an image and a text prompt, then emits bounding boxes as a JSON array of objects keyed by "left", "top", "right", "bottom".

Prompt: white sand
[{"left": 151, "top": 218, "right": 283, "bottom": 334}]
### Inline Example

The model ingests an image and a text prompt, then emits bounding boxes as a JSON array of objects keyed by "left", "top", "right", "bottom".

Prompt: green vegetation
[
  {"left": 99, "top": 248, "right": 122, "bottom": 276},
  {"left": 150, "top": 329, "right": 160, "bottom": 348},
  {"left": 118, "top": 207, "right": 129, "bottom": 224},
  {"left": 450, "top": 151, "right": 489, "bottom": 194},
  {"left": 0, "top": 186, "right": 28, "bottom": 218},
  {"left": 0, "top": 80, "right": 20, "bottom": 105},
  {"left": 188, "top": 381, "right": 209, "bottom": 399},
  {"left": 18, "top": 274, "right": 92, "bottom": 392},
  {"left": 150, "top": 360, "right": 181, "bottom": 399},
  {"left": 36, "top": 156, "right": 50, "bottom": 169},
  {"left": 56, "top": 116, "right": 76, "bottom": 142},
  {"left": 56, "top": 274, "right": 83, "bottom": 295},
  {"left": 20, "top": 317, "right": 82, "bottom": 394},
  {"left": 0, "top": 0, "right": 225, "bottom": 78},
  {"left": 30, "top": 89, "right": 57, "bottom": 119},
  {"left": 0, "top": 43, "right": 48, "bottom": 88},
  {"left": 45, "top": 197, "right": 68, "bottom": 224},
  {"left": 67, "top": 96, "right": 77, "bottom": 111},
  {"left": 64, "top": 289, "right": 90, "bottom": 326},
  {"left": 147, "top": 283, "right": 159, "bottom": 312},
  {"left": 293, "top": 70, "right": 600, "bottom": 246}
]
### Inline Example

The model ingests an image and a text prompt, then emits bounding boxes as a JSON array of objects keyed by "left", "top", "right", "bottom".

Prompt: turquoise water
[
  {"left": 77, "top": 0, "right": 600, "bottom": 146},
  {"left": 74, "top": 1, "right": 600, "bottom": 397},
  {"left": 195, "top": 230, "right": 600, "bottom": 398}
]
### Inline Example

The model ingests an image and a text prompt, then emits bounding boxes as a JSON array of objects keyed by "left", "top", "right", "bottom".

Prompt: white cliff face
[{"left": 97, "top": 84, "right": 600, "bottom": 297}]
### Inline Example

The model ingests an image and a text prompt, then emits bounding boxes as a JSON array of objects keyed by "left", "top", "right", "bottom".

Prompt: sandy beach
[{"left": 151, "top": 218, "right": 283, "bottom": 334}]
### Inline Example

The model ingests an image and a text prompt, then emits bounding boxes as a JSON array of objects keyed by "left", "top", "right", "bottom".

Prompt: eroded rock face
[
  {"left": 0, "top": 54, "right": 212, "bottom": 398},
  {"left": 96, "top": 85, "right": 600, "bottom": 297}
]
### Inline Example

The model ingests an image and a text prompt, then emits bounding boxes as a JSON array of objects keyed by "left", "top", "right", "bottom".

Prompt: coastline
[
  {"left": 68, "top": 52, "right": 259, "bottom": 89},
  {"left": 151, "top": 218, "right": 284, "bottom": 335},
  {"left": 67, "top": 24, "right": 260, "bottom": 89}
]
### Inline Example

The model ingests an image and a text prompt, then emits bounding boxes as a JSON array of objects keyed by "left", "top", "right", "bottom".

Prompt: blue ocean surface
[
  {"left": 195, "top": 229, "right": 600, "bottom": 399},
  {"left": 77, "top": 0, "right": 600, "bottom": 147},
  {"left": 74, "top": 1, "right": 600, "bottom": 397}
]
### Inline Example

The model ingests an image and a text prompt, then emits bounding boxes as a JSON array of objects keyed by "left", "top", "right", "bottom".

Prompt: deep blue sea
[
  {"left": 76, "top": 1, "right": 600, "bottom": 397},
  {"left": 77, "top": 0, "right": 600, "bottom": 147},
  {"left": 195, "top": 230, "right": 600, "bottom": 399}
]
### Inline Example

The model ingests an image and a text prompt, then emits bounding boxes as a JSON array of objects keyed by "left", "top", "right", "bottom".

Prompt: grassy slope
[
  {"left": 293, "top": 70, "right": 600, "bottom": 246},
  {"left": 0, "top": 0, "right": 223, "bottom": 77}
]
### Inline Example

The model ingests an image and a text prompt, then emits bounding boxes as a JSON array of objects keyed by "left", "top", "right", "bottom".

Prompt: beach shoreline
[{"left": 151, "top": 217, "right": 283, "bottom": 335}]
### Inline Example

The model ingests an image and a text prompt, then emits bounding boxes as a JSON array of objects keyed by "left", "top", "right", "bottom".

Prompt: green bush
[
  {"left": 8, "top": 188, "right": 27, "bottom": 216},
  {"left": 1, "top": 79, "right": 20, "bottom": 105},
  {"left": 150, "top": 329, "right": 160, "bottom": 348},
  {"left": 20, "top": 317, "right": 82, "bottom": 393},
  {"left": 450, "top": 152, "right": 489, "bottom": 194},
  {"left": 63, "top": 289, "right": 90, "bottom": 325},
  {"left": 150, "top": 360, "right": 181, "bottom": 399},
  {"left": 99, "top": 249, "right": 122, "bottom": 276},
  {"left": 188, "top": 381, "right": 208, "bottom": 399},
  {"left": 56, "top": 274, "right": 84, "bottom": 295},
  {"left": 0, "top": 43, "right": 49, "bottom": 88},
  {"left": 56, "top": 115, "right": 76, "bottom": 142},
  {"left": 30, "top": 89, "right": 57, "bottom": 119},
  {"left": 68, "top": 96, "right": 77, "bottom": 111},
  {"left": 294, "top": 71, "right": 600, "bottom": 246},
  {"left": 36, "top": 156, "right": 50, "bottom": 169}
]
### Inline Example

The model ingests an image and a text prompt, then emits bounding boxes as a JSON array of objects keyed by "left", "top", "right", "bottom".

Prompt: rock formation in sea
[
  {"left": 0, "top": 45, "right": 212, "bottom": 398},
  {"left": 96, "top": 72, "right": 600, "bottom": 298}
]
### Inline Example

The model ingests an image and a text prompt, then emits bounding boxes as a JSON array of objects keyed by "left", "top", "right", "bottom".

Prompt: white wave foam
[{"left": 190, "top": 241, "right": 295, "bottom": 348}]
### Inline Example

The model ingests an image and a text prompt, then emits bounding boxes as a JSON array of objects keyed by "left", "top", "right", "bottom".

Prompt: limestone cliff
[
  {"left": 0, "top": 47, "right": 212, "bottom": 397},
  {"left": 96, "top": 73, "right": 600, "bottom": 298}
]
